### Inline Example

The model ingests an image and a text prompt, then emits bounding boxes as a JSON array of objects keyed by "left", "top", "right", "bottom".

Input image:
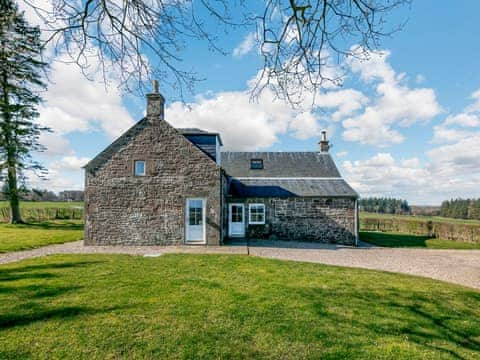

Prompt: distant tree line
[
  {"left": 359, "top": 197, "right": 411, "bottom": 215},
  {"left": 439, "top": 198, "right": 480, "bottom": 220},
  {"left": 0, "top": 184, "right": 83, "bottom": 202}
]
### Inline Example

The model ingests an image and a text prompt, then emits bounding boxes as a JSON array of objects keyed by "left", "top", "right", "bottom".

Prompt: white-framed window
[
  {"left": 249, "top": 203, "right": 265, "bottom": 225},
  {"left": 134, "top": 160, "right": 146, "bottom": 176}
]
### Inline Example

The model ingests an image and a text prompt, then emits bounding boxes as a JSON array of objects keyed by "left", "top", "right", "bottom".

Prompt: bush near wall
[
  {"left": 0, "top": 207, "right": 84, "bottom": 222},
  {"left": 360, "top": 217, "right": 480, "bottom": 244}
]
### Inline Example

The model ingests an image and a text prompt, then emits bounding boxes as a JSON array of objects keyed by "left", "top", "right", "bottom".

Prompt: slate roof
[
  {"left": 229, "top": 178, "right": 358, "bottom": 198},
  {"left": 221, "top": 152, "right": 341, "bottom": 178},
  {"left": 222, "top": 151, "right": 358, "bottom": 198}
]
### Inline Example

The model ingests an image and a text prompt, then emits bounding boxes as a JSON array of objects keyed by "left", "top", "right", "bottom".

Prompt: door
[
  {"left": 185, "top": 198, "right": 206, "bottom": 243},
  {"left": 228, "top": 203, "right": 245, "bottom": 237}
]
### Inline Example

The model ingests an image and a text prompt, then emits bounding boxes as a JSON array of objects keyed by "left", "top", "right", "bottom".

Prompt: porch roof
[{"left": 228, "top": 178, "right": 358, "bottom": 198}]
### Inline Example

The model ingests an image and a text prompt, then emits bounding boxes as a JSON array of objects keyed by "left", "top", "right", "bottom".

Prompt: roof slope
[
  {"left": 221, "top": 152, "right": 341, "bottom": 178},
  {"left": 84, "top": 121, "right": 220, "bottom": 172},
  {"left": 84, "top": 118, "right": 150, "bottom": 172},
  {"left": 229, "top": 178, "right": 358, "bottom": 197}
]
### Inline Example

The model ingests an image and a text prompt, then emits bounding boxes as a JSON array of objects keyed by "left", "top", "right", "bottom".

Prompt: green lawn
[
  {"left": 0, "top": 201, "right": 83, "bottom": 209},
  {"left": 0, "top": 221, "right": 84, "bottom": 253},
  {"left": 0, "top": 254, "right": 479, "bottom": 359},
  {"left": 361, "top": 231, "right": 480, "bottom": 249},
  {"left": 360, "top": 211, "right": 480, "bottom": 226}
]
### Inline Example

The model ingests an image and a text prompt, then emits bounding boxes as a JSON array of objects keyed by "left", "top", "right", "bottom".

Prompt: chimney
[
  {"left": 146, "top": 80, "right": 165, "bottom": 121},
  {"left": 319, "top": 130, "right": 330, "bottom": 153}
]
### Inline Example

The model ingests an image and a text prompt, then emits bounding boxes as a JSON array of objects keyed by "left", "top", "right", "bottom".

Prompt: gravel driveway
[{"left": 1, "top": 240, "right": 479, "bottom": 290}]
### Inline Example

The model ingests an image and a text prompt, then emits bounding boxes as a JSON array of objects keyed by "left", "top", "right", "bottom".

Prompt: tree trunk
[
  {"left": 1, "top": 69, "right": 23, "bottom": 224},
  {"left": 7, "top": 161, "right": 22, "bottom": 223}
]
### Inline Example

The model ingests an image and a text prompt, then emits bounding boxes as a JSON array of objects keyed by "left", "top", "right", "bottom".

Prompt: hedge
[
  {"left": 0, "top": 207, "right": 84, "bottom": 222},
  {"left": 360, "top": 217, "right": 480, "bottom": 244}
]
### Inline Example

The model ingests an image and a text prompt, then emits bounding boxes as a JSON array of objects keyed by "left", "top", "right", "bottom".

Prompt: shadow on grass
[
  {"left": 21, "top": 221, "right": 84, "bottom": 231},
  {"left": 0, "top": 259, "right": 122, "bottom": 330},
  {"left": 0, "top": 261, "right": 103, "bottom": 282},
  {"left": 0, "top": 303, "right": 132, "bottom": 329},
  {"left": 293, "top": 285, "right": 480, "bottom": 359},
  {"left": 360, "top": 231, "right": 432, "bottom": 247}
]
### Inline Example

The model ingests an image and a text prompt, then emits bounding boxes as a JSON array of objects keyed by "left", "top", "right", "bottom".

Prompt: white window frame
[
  {"left": 249, "top": 203, "right": 265, "bottom": 225},
  {"left": 134, "top": 160, "right": 146, "bottom": 176}
]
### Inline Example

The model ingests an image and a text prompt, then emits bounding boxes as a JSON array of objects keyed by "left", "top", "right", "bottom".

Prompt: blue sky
[{"left": 22, "top": 1, "right": 480, "bottom": 205}]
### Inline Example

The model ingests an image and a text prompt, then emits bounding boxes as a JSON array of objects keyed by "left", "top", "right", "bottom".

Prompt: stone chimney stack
[
  {"left": 319, "top": 130, "right": 330, "bottom": 153},
  {"left": 146, "top": 80, "right": 165, "bottom": 122}
]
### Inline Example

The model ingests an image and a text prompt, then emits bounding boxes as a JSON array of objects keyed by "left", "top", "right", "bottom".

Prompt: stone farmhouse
[{"left": 84, "top": 86, "right": 359, "bottom": 246}]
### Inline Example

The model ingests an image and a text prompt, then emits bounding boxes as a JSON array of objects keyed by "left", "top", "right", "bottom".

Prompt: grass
[
  {"left": 0, "top": 254, "right": 479, "bottom": 359},
  {"left": 361, "top": 231, "right": 480, "bottom": 249},
  {"left": 0, "top": 201, "right": 83, "bottom": 209},
  {"left": 360, "top": 211, "right": 480, "bottom": 226},
  {"left": 0, "top": 220, "right": 84, "bottom": 253}
]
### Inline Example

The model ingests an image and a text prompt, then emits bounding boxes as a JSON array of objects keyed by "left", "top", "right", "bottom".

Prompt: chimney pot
[
  {"left": 146, "top": 80, "right": 164, "bottom": 121},
  {"left": 319, "top": 131, "right": 330, "bottom": 153}
]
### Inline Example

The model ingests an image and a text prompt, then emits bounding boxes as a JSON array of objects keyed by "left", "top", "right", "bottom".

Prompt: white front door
[
  {"left": 185, "top": 198, "right": 206, "bottom": 243},
  {"left": 228, "top": 203, "right": 245, "bottom": 237}
]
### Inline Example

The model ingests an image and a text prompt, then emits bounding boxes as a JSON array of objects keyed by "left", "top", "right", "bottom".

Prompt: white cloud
[
  {"left": 51, "top": 156, "right": 91, "bottom": 172},
  {"left": 167, "top": 90, "right": 295, "bottom": 150},
  {"left": 26, "top": 155, "right": 91, "bottom": 192},
  {"left": 466, "top": 89, "right": 480, "bottom": 113},
  {"left": 38, "top": 58, "right": 134, "bottom": 139},
  {"left": 432, "top": 90, "right": 480, "bottom": 144},
  {"left": 342, "top": 49, "right": 442, "bottom": 147},
  {"left": 289, "top": 112, "right": 322, "bottom": 140},
  {"left": 336, "top": 151, "right": 348, "bottom": 158},
  {"left": 343, "top": 88, "right": 480, "bottom": 204},
  {"left": 343, "top": 153, "right": 429, "bottom": 198},
  {"left": 233, "top": 32, "right": 256, "bottom": 58},
  {"left": 341, "top": 150, "right": 480, "bottom": 205},
  {"left": 314, "top": 89, "right": 368, "bottom": 121},
  {"left": 38, "top": 133, "right": 73, "bottom": 156},
  {"left": 415, "top": 74, "right": 425, "bottom": 84}
]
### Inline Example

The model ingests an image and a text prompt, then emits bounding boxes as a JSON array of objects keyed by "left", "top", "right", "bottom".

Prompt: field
[
  {"left": 0, "top": 254, "right": 479, "bottom": 359},
  {"left": 360, "top": 231, "right": 480, "bottom": 249},
  {"left": 360, "top": 211, "right": 480, "bottom": 226},
  {"left": 0, "top": 201, "right": 83, "bottom": 209},
  {"left": 0, "top": 221, "right": 83, "bottom": 253}
]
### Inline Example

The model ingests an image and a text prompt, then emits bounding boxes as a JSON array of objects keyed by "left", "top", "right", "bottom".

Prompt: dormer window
[
  {"left": 250, "top": 159, "right": 263, "bottom": 170},
  {"left": 134, "top": 160, "right": 146, "bottom": 176}
]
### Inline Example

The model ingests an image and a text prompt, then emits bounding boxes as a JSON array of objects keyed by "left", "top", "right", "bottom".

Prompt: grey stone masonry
[
  {"left": 227, "top": 197, "right": 356, "bottom": 245},
  {"left": 84, "top": 113, "right": 222, "bottom": 246}
]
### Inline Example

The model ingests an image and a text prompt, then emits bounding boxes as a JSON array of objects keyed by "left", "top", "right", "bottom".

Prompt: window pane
[
  {"left": 231, "top": 205, "right": 243, "bottom": 222},
  {"left": 135, "top": 161, "right": 145, "bottom": 175},
  {"left": 250, "top": 159, "right": 263, "bottom": 169},
  {"left": 250, "top": 204, "right": 265, "bottom": 224},
  {"left": 189, "top": 207, "right": 202, "bottom": 225}
]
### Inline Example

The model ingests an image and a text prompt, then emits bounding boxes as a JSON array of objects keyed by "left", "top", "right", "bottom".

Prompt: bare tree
[{"left": 23, "top": 0, "right": 409, "bottom": 103}]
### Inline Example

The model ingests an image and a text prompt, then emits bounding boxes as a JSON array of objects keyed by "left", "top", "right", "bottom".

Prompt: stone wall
[
  {"left": 84, "top": 118, "right": 222, "bottom": 246},
  {"left": 227, "top": 197, "right": 357, "bottom": 245}
]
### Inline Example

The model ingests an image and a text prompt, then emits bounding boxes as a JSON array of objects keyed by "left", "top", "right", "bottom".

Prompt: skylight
[{"left": 250, "top": 159, "right": 263, "bottom": 170}]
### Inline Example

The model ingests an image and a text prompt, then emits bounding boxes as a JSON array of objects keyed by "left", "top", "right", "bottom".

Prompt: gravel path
[{"left": 1, "top": 240, "right": 479, "bottom": 290}]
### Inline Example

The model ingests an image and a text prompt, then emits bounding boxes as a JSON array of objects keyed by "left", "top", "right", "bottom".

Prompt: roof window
[{"left": 250, "top": 159, "right": 263, "bottom": 170}]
